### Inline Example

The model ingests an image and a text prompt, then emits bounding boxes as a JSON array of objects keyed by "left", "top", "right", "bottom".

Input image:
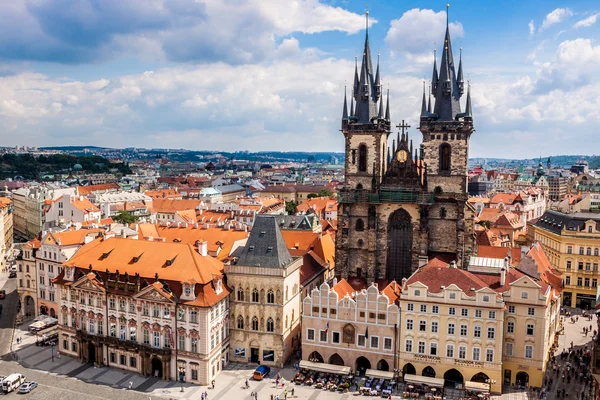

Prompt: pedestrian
[
  {"left": 212, "top": 380, "right": 215, "bottom": 389},
  {"left": 284, "top": 390, "right": 287, "bottom": 400},
  {"left": 201, "top": 393, "right": 205, "bottom": 400},
  {"left": 204, "top": 391, "right": 208, "bottom": 399},
  {"left": 291, "top": 388, "right": 294, "bottom": 396},
  {"left": 128, "top": 381, "right": 133, "bottom": 390},
  {"left": 270, "top": 394, "right": 273, "bottom": 400}
]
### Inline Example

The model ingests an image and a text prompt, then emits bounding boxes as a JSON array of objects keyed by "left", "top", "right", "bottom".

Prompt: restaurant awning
[
  {"left": 299, "top": 360, "right": 351, "bottom": 375},
  {"left": 365, "top": 369, "right": 395, "bottom": 380},
  {"left": 465, "top": 381, "right": 490, "bottom": 393},
  {"left": 403, "top": 374, "right": 445, "bottom": 388}
]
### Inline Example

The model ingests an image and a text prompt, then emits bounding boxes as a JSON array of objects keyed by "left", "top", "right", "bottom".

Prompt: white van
[{"left": 2, "top": 373, "right": 25, "bottom": 393}]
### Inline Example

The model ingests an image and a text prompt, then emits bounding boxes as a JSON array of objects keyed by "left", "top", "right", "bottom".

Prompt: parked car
[
  {"left": 8, "top": 271, "right": 16, "bottom": 278},
  {"left": 2, "top": 373, "right": 25, "bottom": 393},
  {"left": 0, "top": 290, "right": 5, "bottom": 299},
  {"left": 252, "top": 365, "right": 271, "bottom": 381},
  {"left": 19, "top": 381, "right": 38, "bottom": 393}
]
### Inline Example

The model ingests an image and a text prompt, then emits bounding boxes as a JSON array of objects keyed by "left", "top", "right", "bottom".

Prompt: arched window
[
  {"left": 251, "top": 317, "right": 259, "bottom": 331},
  {"left": 440, "top": 143, "right": 451, "bottom": 172},
  {"left": 587, "top": 247, "right": 592, "bottom": 256},
  {"left": 285, "top": 287, "right": 289, "bottom": 302},
  {"left": 252, "top": 288, "right": 259, "bottom": 303},
  {"left": 291, "top": 309, "right": 295, "bottom": 322},
  {"left": 285, "top": 315, "right": 289, "bottom": 328},
  {"left": 595, "top": 248, "right": 599, "bottom": 257},
  {"left": 237, "top": 315, "right": 244, "bottom": 329},
  {"left": 357, "top": 239, "right": 364, "bottom": 247},
  {"left": 266, "top": 318, "right": 274, "bottom": 332},
  {"left": 355, "top": 218, "right": 365, "bottom": 231},
  {"left": 237, "top": 287, "right": 244, "bottom": 302},
  {"left": 358, "top": 144, "right": 367, "bottom": 172},
  {"left": 267, "top": 290, "right": 275, "bottom": 304},
  {"left": 440, "top": 208, "right": 447, "bottom": 219}
]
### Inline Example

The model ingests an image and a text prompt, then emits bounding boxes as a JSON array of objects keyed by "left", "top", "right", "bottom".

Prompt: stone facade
[{"left": 336, "top": 21, "right": 476, "bottom": 283}]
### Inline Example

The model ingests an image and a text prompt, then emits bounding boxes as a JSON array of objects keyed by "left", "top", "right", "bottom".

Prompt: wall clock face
[{"left": 397, "top": 150, "right": 408, "bottom": 162}]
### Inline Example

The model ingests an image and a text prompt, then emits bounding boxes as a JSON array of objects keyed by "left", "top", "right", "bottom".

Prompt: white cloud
[
  {"left": 528, "top": 20, "right": 535, "bottom": 37},
  {"left": 574, "top": 13, "right": 600, "bottom": 28},
  {"left": 540, "top": 8, "right": 573, "bottom": 31},
  {"left": 385, "top": 8, "right": 464, "bottom": 60}
]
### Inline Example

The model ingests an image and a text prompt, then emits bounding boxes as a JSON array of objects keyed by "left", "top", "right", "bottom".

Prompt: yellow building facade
[{"left": 529, "top": 210, "right": 600, "bottom": 308}]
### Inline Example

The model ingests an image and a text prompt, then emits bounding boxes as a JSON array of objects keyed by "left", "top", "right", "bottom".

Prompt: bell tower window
[
  {"left": 358, "top": 144, "right": 367, "bottom": 172},
  {"left": 439, "top": 143, "right": 451, "bottom": 172}
]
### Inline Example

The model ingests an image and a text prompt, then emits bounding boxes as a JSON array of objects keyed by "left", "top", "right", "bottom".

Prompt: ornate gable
[
  {"left": 72, "top": 274, "right": 104, "bottom": 292},
  {"left": 133, "top": 284, "right": 173, "bottom": 303},
  {"left": 382, "top": 130, "right": 425, "bottom": 189}
]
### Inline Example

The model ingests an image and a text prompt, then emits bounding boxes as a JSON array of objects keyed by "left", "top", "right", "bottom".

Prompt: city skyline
[{"left": 1, "top": 1, "right": 599, "bottom": 157}]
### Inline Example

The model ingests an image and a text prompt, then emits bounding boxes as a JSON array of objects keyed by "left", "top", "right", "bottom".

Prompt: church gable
[{"left": 383, "top": 129, "right": 426, "bottom": 189}]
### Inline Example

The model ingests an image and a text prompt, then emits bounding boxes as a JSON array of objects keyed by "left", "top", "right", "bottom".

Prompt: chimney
[
  {"left": 449, "top": 261, "right": 457, "bottom": 269},
  {"left": 197, "top": 240, "right": 208, "bottom": 257},
  {"left": 84, "top": 235, "right": 94, "bottom": 244},
  {"left": 500, "top": 267, "right": 506, "bottom": 287},
  {"left": 332, "top": 277, "right": 338, "bottom": 287},
  {"left": 122, "top": 228, "right": 127, "bottom": 239}
]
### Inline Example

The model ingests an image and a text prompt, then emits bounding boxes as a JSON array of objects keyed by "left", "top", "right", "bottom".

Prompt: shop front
[{"left": 294, "top": 360, "right": 353, "bottom": 392}]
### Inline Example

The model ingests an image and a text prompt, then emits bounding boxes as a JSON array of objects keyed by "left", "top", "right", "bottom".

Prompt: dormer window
[{"left": 185, "top": 287, "right": 192, "bottom": 297}]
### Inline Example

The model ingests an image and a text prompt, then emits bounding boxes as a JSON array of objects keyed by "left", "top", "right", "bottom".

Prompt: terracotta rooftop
[{"left": 77, "top": 183, "right": 120, "bottom": 195}]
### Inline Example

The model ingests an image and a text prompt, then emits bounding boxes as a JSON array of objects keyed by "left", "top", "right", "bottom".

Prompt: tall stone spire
[
  {"left": 427, "top": 86, "right": 432, "bottom": 113},
  {"left": 457, "top": 47, "right": 464, "bottom": 95},
  {"left": 420, "top": 81, "right": 427, "bottom": 117},
  {"left": 385, "top": 88, "right": 390, "bottom": 121},
  {"left": 431, "top": 4, "right": 463, "bottom": 121},
  {"left": 353, "top": 56, "right": 359, "bottom": 99},
  {"left": 342, "top": 86, "right": 348, "bottom": 120},
  {"left": 465, "top": 81, "right": 473, "bottom": 118},
  {"left": 353, "top": 10, "right": 380, "bottom": 124},
  {"left": 431, "top": 48, "right": 438, "bottom": 92},
  {"left": 378, "top": 97, "right": 384, "bottom": 118}
]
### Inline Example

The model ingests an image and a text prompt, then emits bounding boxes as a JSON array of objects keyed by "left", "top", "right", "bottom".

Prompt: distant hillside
[
  {"left": 40, "top": 146, "right": 112, "bottom": 151},
  {"left": 0, "top": 154, "right": 131, "bottom": 180}
]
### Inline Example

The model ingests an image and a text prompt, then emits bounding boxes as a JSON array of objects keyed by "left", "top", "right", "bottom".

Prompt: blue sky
[{"left": 1, "top": 0, "right": 600, "bottom": 158}]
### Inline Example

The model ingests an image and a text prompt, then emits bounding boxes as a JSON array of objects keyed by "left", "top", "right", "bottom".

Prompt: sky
[{"left": 1, "top": 0, "right": 600, "bottom": 158}]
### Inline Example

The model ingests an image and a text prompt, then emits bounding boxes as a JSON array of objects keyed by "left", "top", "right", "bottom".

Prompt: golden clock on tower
[{"left": 397, "top": 150, "right": 408, "bottom": 162}]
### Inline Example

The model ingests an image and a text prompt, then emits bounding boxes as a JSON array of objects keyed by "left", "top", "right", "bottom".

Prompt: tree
[
  {"left": 113, "top": 211, "right": 138, "bottom": 224},
  {"left": 285, "top": 201, "right": 297, "bottom": 215},
  {"left": 307, "top": 188, "right": 333, "bottom": 199},
  {"left": 477, "top": 220, "right": 491, "bottom": 229}
]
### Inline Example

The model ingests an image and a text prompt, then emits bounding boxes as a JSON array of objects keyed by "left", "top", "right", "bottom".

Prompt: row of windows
[
  {"left": 405, "top": 340, "right": 495, "bottom": 362},
  {"left": 236, "top": 287, "right": 276, "bottom": 303},
  {"left": 237, "top": 315, "right": 276, "bottom": 332},
  {"left": 565, "top": 261, "right": 599, "bottom": 272},
  {"left": 564, "top": 276, "right": 598, "bottom": 288},
  {"left": 306, "top": 328, "right": 393, "bottom": 350},
  {"left": 567, "top": 246, "right": 599, "bottom": 255},
  {"left": 406, "top": 305, "right": 500, "bottom": 319},
  {"left": 505, "top": 342, "right": 535, "bottom": 359},
  {"left": 406, "top": 320, "right": 497, "bottom": 339}
]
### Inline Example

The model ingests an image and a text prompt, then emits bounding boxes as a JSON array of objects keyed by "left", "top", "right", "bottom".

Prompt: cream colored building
[
  {"left": 226, "top": 215, "right": 302, "bottom": 367},
  {"left": 301, "top": 279, "right": 400, "bottom": 373},
  {"left": 529, "top": 210, "right": 600, "bottom": 309},
  {"left": 0, "top": 198, "right": 13, "bottom": 266},
  {"left": 399, "top": 250, "right": 561, "bottom": 393},
  {"left": 16, "top": 238, "right": 40, "bottom": 320},
  {"left": 53, "top": 237, "right": 230, "bottom": 385}
]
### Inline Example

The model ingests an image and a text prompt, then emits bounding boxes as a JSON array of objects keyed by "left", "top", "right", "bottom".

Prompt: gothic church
[{"left": 336, "top": 10, "right": 477, "bottom": 283}]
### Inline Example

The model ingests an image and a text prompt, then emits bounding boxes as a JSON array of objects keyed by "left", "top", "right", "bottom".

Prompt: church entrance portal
[{"left": 387, "top": 209, "right": 413, "bottom": 281}]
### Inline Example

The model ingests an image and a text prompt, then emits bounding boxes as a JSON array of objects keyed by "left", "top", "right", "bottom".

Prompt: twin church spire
[
  {"left": 343, "top": 6, "right": 473, "bottom": 128},
  {"left": 423, "top": 4, "right": 472, "bottom": 122},
  {"left": 342, "top": 11, "right": 390, "bottom": 128}
]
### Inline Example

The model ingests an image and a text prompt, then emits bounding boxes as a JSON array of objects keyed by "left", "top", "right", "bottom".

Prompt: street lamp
[
  {"left": 485, "top": 378, "right": 496, "bottom": 393},
  {"left": 51, "top": 341, "right": 55, "bottom": 362}
]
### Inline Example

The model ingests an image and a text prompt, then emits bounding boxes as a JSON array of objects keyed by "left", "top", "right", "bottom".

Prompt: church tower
[{"left": 419, "top": 5, "right": 475, "bottom": 265}]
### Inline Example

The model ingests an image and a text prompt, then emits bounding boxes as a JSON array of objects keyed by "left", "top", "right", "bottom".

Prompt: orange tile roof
[
  {"left": 137, "top": 223, "right": 160, "bottom": 239},
  {"left": 478, "top": 208, "right": 502, "bottom": 222},
  {"left": 153, "top": 199, "right": 201, "bottom": 213},
  {"left": 281, "top": 231, "right": 320, "bottom": 253},
  {"left": 495, "top": 212, "right": 524, "bottom": 229},
  {"left": 490, "top": 193, "right": 519, "bottom": 205},
  {"left": 467, "top": 197, "right": 490, "bottom": 204},
  {"left": 476, "top": 246, "right": 522, "bottom": 265},
  {"left": 25, "top": 238, "right": 41, "bottom": 249},
  {"left": 296, "top": 197, "right": 338, "bottom": 214},
  {"left": 332, "top": 279, "right": 355, "bottom": 299},
  {"left": 57, "top": 195, "right": 100, "bottom": 213},
  {"left": 64, "top": 237, "right": 224, "bottom": 284},
  {"left": 144, "top": 189, "right": 181, "bottom": 199},
  {"left": 381, "top": 281, "right": 401, "bottom": 304},
  {"left": 45, "top": 228, "right": 104, "bottom": 247},
  {"left": 77, "top": 183, "right": 120, "bottom": 195},
  {"left": 176, "top": 209, "right": 197, "bottom": 224},
  {"left": 154, "top": 225, "right": 248, "bottom": 261},
  {"left": 311, "top": 232, "right": 335, "bottom": 267}
]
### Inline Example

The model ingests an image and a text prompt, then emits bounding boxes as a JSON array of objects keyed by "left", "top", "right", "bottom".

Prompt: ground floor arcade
[{"left": 302, "top": 347, "right": 395, "bottom": 376}]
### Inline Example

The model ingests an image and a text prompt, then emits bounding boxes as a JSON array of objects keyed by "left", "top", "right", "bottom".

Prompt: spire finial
[
  {"left": 385, "top": 87, "right": 390, "bottom": 121},
  {"left": 446, "top": 4, "right": 450, "bottom": 28},
  {"left": 365, "top": 5, "right": 369, "bottom": 35}
]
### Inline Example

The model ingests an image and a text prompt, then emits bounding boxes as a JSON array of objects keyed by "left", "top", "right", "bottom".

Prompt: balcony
[
  {"left": 76, "top": 330, "right": 171, "bottom": 356},
  {"left": 338, "top": 188, "right": 434, "bottom": 205}
]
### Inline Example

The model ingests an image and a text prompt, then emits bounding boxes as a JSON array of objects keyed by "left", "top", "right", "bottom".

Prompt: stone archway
[
  {"left": 471, "top": 372, "right": 489, "bottom": 383},
  {"left": 423, "top": 366, "right": 436, "bottom": 377},
  {"left": 308, "top": 351, "right": 323, "bottom": 363},
  {"left": 444, "top": 369, "right": 464, "bottom": 386},
  {"left": 50, "top": 308, "right": 56, "bottom": 318},
  {"left": 386, "top": 208, "right": 413, "bottom": 281},
  {"left": 516, "top": 371, "right": 529, "bottom": 386},
  {"left": 151, "top": 357, "right": 163, "bottom": 379},
  {"left": 328, "top": 353, "right": 344, "bottom": 366},
  {"left": 377, "top": 359, "right": 389, "bottom": 371},
  {"left": 40, "top": 304, "right": 48, "bottom": 315},
  {"left": 402, "top": 363, "right": 416, "bottom": 376},
  {"left": 355, "top": 356, "right": 371, "bottom": 375},
  {"left": 24, "top": 295, "right": 35, "bottom": 318}
]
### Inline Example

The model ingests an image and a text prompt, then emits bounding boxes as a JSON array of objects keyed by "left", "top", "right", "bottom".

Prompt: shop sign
[
  {"left": 413, "top": 354, "right": 441, "bottom": 363},
  {"left": 454, "top": 359, "right": 484, "bottom": 367}
]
